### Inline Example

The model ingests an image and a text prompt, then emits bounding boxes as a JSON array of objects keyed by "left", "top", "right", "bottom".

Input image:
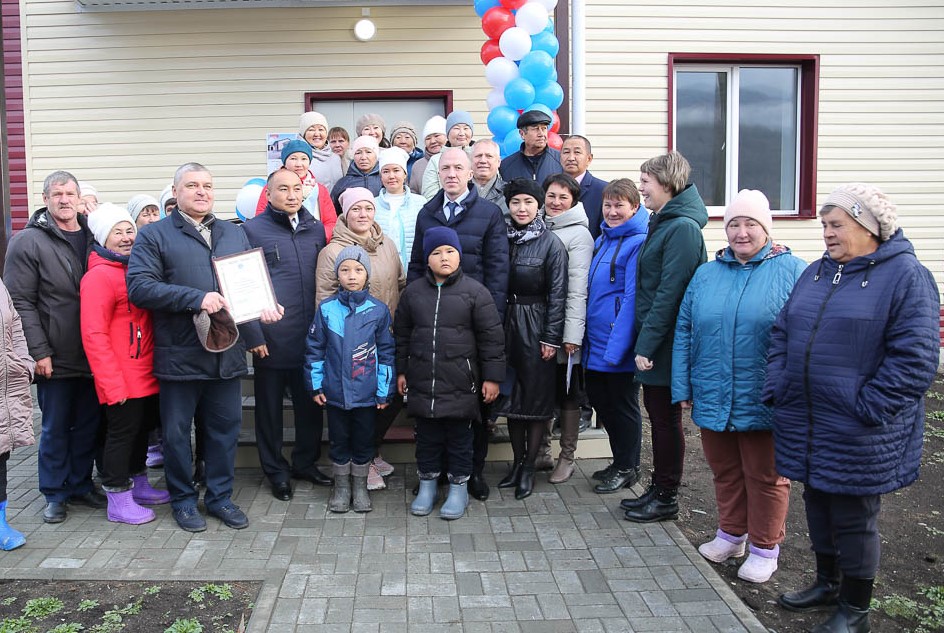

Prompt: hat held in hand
[{"left": 193, "top": 308, "right": 240, "bottom": 353}]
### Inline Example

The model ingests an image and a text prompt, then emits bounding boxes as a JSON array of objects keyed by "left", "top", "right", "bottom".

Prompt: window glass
[{"left": 676, "top": 71, "right": 727, "bottom": 207}]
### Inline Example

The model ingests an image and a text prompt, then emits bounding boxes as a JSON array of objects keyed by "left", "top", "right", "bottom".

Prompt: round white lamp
[{"left": 353, "top": 18, "right": 376, "bottom": 42}]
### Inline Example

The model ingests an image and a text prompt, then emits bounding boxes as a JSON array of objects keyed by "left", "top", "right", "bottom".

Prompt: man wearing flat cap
[
  {"left": 127, "top": 162, "right": 282, "bottom": 533},
  {"left": 499, "top": 110, "right": 562, "bottom": 184}
]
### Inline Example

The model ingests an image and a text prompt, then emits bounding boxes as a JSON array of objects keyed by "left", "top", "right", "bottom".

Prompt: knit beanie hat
[
  {"left": 724, "top": 189, "right": 773, "bottom": 235},
  {"left": 159, "top": 183, "right": 174, "bottom": 214},
  {"left": 820, "top": 183, "right": 899, "bottom": 242},
  {"left": 446, "top": 110, "right": 474, "bottom": 135},
  {"left": 423, "top": 115, "right": 447, "bottom": 140},
  {"left": 193, "top": 308, "right": 239, "bottom": 353},
  {"left": 280, "top": 139, "right": 313, "bottom": 164},
  {"left": 356, "top": 113, "right": 386, "bottom": 137},
  {"left": 503, "top": 177, "right": 545, "bottom": 205},
  {"left": 351, "top": 135, "right": 380, "bottom": 154},
  {"left": 78, "top": 181, "right": 98, "bottom": 200},
  {"left": 378, "top": 147, "right": 409, "bottom": 172},
  {"left": 335, "top": 244, "right": 371, "bottom": 279},
  {"left": 390, "top": 121, "right": 419, "bottom": 147},
  {"left": 339, "top": 187, "right": 376, "bottom": 216},
  {"left": 88, "top": 202, "right": 136, "bottom": 247},
  {"left": 127, "top": 194, "right": 160, "bottom": 222},
  {"left": 423, "top": 226, "right": 463, "bottom": 262},
  {"left": 299, "top": 111, "right": 329, "bottom": 136}
]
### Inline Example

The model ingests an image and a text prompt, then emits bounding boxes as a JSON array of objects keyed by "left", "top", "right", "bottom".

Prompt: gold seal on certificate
[{"left": 212, "top": 248, "right": 278, "bottom": 324}]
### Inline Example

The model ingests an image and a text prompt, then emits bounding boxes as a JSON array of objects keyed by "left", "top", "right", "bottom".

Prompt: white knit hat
[
  {"left": 422, "top": 115, "right": 447, "bottom": 140},
  {"left": 87, "top": 202, "right": 135, "bottom": 247},
  {"left": 127, "top": 194, "right": 160, "bottom": 222},
  {"left": 378, "top": 147, "right": 409, "bottom": 172},
  {"left": 299, "top": 111, "right": 329, "bottom": 136}
]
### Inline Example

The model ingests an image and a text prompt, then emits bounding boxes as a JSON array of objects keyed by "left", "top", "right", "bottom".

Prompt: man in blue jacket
[
  {"left": 127, "top": 163, "right": 280, "bottom": 533},
  {"left": 560, "top": 135, "right": 608, "bottom": 240},
  {"left": 499, "top": 110, "right": 562, "bottom": 184},
  {"left": 242, "top": 168, "right": 331, "bottom": 501},
  {"left": 409, "top": 148, "right": 509, "bottom": 501}
]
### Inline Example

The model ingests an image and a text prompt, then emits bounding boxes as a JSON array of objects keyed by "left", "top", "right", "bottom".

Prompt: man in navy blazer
[{"left": 560, "top": 135, "right": 608, "bottom": 239}]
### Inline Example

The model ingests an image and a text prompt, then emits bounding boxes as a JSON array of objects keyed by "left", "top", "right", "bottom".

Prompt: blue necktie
[{"left": 446, "top": 201, "right": 459, "bottom": 221}]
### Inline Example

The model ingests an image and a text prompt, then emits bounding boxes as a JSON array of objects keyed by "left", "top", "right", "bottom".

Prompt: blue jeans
[
  {"left": 36, "top": 378, "right": 101, "bottom": 502},
  {"left": 326, "top": 405, "right": 375, "bottom": 466},
  {"left": 159, "top": 379, "right": 241, "bottom": 512}
]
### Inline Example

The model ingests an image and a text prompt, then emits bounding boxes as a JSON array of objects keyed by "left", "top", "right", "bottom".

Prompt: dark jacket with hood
[
  {"left": 409, "top": 183, "right": 509, "bottom": 315},
  {"left": 394, "top": 268, "right": 505, "bottom": 421},
  {"left": 241, "top": 204, "right": 326, "bottom": 369},
  {"left": 126, "top": 209, "right": 264, "bottom": 381},
  {"left": 633, "top": 184, "right": 708, "bottom": 386},
  {"left": 3, "top": 207, "right": 94, "bottom": 378},
  {"left": 499, "top": 144, "right": 562, "bottom": 184},
  {"left": 762, "top": 231, "right": 939, "bottom": 496},
  {"left": 330, "top": 160, "right": 382, "bottom": 214}
]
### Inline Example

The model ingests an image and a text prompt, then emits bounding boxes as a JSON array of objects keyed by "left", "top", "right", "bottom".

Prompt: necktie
[
  {"left": 290, "top": 215, "right": 298, "bottom": 231},
  {"left": 446, "top": 201, "right": 459, "bottom": 221}
]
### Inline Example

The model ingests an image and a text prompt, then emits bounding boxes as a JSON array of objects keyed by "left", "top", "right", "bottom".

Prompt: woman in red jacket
[{"left": 81, "top": 203, "right": 170, "bottom": 525}]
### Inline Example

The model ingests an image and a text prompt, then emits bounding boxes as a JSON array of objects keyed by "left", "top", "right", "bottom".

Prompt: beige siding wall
[{"left": 18, "top": 0, "right": 944, "bottom": 286}]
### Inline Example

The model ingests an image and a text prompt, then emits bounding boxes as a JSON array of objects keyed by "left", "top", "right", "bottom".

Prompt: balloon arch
[{"left": 476, "top": 0, "right": 563, "bottom": 158}]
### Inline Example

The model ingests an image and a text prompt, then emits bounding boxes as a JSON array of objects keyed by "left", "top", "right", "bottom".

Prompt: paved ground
[{"left": 2, "top": 432, "right": 766, "bottom": 632}]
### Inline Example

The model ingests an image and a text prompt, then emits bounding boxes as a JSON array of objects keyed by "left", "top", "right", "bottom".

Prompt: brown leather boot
[{"left": 549, "top": 408, "right": 580, "bottom": 484}]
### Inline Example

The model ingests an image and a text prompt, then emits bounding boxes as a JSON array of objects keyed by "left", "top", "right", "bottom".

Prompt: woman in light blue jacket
[
  {"left": 374, "top": 147, "right": 427, "bottom": 271},
  {"left": 672, "top": 190, "right": 805, "bottom": 584}
]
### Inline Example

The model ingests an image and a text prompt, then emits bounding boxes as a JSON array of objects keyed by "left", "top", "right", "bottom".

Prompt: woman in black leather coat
[{"left": 496, "top": 178, "right": 568, "bottom": 500}]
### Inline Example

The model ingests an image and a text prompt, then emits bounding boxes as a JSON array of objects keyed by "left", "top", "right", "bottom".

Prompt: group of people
[{"left": 0, "top": 106, "right": 938, "bottom": 633}]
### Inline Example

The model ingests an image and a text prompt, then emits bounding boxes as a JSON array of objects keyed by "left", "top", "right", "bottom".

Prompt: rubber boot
[
  {"left": 534, "top": 420, "right": 554, "bottom": 471},
  {"left": 779, "top": 553, "right": 841, "bottom": 612},
  {"left": 131, "top": 474, "right": 171, "bottom": 505},
  {"left": 0, "top": 500, "right": 26, "bottom": 551},
  {"left": 145, "top": 443, "right": 164, "bottom": 468},
  {"left": 439, "top": 481, "right": 469, "bottom": 520},
  {"left": 106, "top": 490, "right": 156, "bottom": 525},
  {"left": 811, "top": 577, "right": 873, "bottom": 633},
  {"left": 623, "top": 485, "right": 678, "bottom": 523},
  {"left": 619, "top": 480, "right": 657, "bottom": 510},
  {"left": 498, "top": 460, "right": 524, "bottom": 488},
  {"left": 549, "top": 408, "right": 580, "bottom": 484},
  {"left": 328, "top": 462, "right": 352, "bottom": 513},
  {"left": 351, "top": 462, "right": 372, "bottom": 513},
  {"left": 411, "top": 478, "right": 439, "bottom": 516},
  {"left": 515, "top": 465, "right": 535, "bottom": 500}
]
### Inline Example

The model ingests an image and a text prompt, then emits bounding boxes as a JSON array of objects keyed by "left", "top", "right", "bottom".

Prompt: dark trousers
[
  {"left": 416, "top": 418, "right": 473, "bottom": 482},
  {"left": 472, "top": 402, "right": 490, "bottom": 475},
  {"left": 586, "top": 371, "right": 642, "bottom": 471},
  {"left": 159, "top": 378, "right": 241, "bottom": 512},
  {"left": 0, "top": 451, "right": 8, "bottom": 503},
  {"left": 326, "top": 405, "right": 375, "bottom": 466},
  {"left": 804, "top": 485, "right": 882, "bottom": 578},
  {"left": 641, "top": 384, "right": 685, "bottom": 488},
  {"left": 253, "top": 366, "right": 324, "bottom": 484},
  {"left": 36, "top": 378, "right": 101, "bottom": 502},
  {"left": 101, "top": 394, "right": 159, "bottom": 489}
]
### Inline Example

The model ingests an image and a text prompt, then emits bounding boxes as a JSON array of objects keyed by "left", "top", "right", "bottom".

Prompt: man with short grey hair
[
  {"left": 4, "top": 170, "right": 101, "bottom": 524},
  {"left": 471, "top": 139, "right": 507, "bottom": 215}
]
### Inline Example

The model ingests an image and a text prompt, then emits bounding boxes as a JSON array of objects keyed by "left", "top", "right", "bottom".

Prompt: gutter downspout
[{"left": 571, "top": 0, "right": 586, "bottom": 134}]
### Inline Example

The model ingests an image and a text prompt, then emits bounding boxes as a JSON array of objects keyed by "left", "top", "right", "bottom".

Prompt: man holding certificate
[{"left": 127, "top": 162, "right": 282, "bottom": 533}]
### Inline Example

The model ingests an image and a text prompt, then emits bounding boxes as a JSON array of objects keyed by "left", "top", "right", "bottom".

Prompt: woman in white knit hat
[
  {"left": 299, "top": 111, "right": 343, "bottom": 191},
  {"left": 672, "top": 189, "right": 806, "bottom": 584},
  {"left": 409, "top": 115, "right": 447, "bottom": 195}
]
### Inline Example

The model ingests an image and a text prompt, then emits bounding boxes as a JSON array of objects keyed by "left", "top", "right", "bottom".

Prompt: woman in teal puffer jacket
[{"left": 672, "top": 190, "right": 805, "bottom": 584}]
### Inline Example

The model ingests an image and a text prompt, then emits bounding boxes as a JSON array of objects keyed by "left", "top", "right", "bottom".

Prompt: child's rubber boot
[
  {"left": 411, "top": 478, "right": 438, "bottom": 516},
  {"left": 0, "top": 500, "right": 26, "bottom": 551},
  {"left": 329, "top": 462, "right": 352, "bottom": 513},
  {"left": 439, "top": 481, "right": 469, "bottom": 521},
  {"left": 351, "top": 462, "right": 372, "bottom": 513}
]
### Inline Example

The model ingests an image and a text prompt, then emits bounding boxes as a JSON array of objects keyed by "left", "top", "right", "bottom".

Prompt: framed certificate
[{"left": 212, "top": 248, "right": 278, "bottom": 324}]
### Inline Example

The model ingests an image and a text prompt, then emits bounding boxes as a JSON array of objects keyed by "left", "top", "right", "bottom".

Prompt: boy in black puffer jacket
[{"left": 394, "top": 226, "right": 505, "bottom": 521}]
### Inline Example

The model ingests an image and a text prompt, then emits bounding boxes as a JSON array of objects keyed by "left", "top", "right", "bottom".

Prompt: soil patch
[
  {"left": 0, "top": 579, "right": 260, "bottom": 633},
  {"left": 671, "top": 377, "right": 944, "bottom": 632}
]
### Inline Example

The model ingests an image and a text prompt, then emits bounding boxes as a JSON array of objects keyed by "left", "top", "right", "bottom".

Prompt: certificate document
[{"left": 212, "top": 248, "right": 278, "bottom": 324}]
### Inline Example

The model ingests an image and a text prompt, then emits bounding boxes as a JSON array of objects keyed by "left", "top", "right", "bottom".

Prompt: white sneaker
[
  {"left": 737, "top": 544, "right": 779, "bottom": 583},
  {"left": 698, "top": 529, "right": 747, "bottom": 563},
  {"left": 366, "top": 462, "right": 387, "bottom": 491},
  {"left": 373, "top": 455, "right": 394, "bottom": 477}
]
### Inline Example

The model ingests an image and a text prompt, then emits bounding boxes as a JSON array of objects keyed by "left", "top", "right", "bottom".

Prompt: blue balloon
[
  {"left": 534, "top": 81, "right": 564, "bottom": 110},
  {"left": 525, "top": 103, "right": 553, "bottom": 120},
  {"left": 545, "top": 19, "right": 554, "bottom": 32},
  {"left": 474, "top": 0, "right": 500, "bottom": 17},
  {"left": 550, "top": 68, "right": 558, "bottom": 82},
  {"left": 487, "top": 105, "right": 519, "bottom": 139},
  {"left": 504, "top": 77, "right": 536, "bottom": 111},
  {"left": 246, "top": 177, "right": 266, "bottom": 187},
  {"left": 518, "top": 50, "right": 555, "bottom": 86},
  {"left": 530, "top": 30, "right": 559, "bottom": 57},
  {"left": 503, "top": 128, "right": 523, "bottom": 157}
]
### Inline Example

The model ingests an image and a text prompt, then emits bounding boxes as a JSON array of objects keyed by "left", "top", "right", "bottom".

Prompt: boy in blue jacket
[{"left": 305, "top": 245, "right": 394, "bottom": 513}]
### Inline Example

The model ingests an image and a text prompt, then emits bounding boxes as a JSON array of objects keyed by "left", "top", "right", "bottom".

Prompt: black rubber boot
[
  {"left": 810, "top": 577, "right": 873, "bottom": 633},
  {"left": 778, "top": 553, "right": 840, "bottom": 612},
  {"left": 623, "top": 486, "right": 678, "bottom": 523},
  {"left": 619, "top": 481, "right": 657, "bottom": 510}
]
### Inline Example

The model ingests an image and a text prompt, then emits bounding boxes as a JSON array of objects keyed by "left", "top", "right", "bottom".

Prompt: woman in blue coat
[
  {"left": 672, "top": 190, "right": 805, "bottom": 584},
  {"left": 764, "top": 184, "right": 939, "bottom": 633}
]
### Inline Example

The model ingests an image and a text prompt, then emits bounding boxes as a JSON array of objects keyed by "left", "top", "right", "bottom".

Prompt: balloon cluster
[
  {"left": 235, "top": 178, "right": 266, "bottom": 221},
  {"left": 476, "top": 0, "right": 563, "bottom": 158}
]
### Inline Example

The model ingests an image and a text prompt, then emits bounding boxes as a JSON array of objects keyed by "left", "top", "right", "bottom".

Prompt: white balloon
[
  {"left": 485, "top": 56, "right": 521, "bottom": 88},
  {"left": 235, "top": 183, "right": 264, "bottom": 218},
  {"left": 486, "top": 88, "right": 508, "bottom": 110},
  {"left": 499, "top": 26, "right": 532, "bottom": 62},
  {"left": 515, "top": 2, "right": 549, "bottom": 35},
  {"left": 534, "top": 0, "right": 558, "bottom": 10}
]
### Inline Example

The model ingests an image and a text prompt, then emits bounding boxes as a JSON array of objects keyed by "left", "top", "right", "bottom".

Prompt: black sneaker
[
  {"left": 173, "top": 505, "right": 207, "bottom": 532},
  {"left": 209, "top": 502, "right": 248, "bottom": 529}
]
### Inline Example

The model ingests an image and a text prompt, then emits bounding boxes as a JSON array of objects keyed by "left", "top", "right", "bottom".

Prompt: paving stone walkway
[{"left": 1, "top": 431, "right": 767, "bottom": 632}]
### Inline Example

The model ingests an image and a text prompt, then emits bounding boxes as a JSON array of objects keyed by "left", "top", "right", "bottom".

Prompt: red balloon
[
  {"left": 481, "top": 7, "right": 515, "bottom": 40},
  {"left": 480, "top": 39, "right": 502, "bottom": 65},
  {"left": 548, "top": 131, "right": 563, "bottom": 150},
  {"left": 500, "top": 0, "right": 527, "bottom": 9},
  {"left": 550, "top": 111, "right": 560, "bottom": 134}
]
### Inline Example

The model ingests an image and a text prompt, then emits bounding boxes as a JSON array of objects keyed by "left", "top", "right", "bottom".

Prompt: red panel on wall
[{"left": 2, "top": 0, "right": 27, "bottom": 231}]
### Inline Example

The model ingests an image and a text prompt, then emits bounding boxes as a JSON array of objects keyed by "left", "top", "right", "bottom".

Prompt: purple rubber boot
[
  {"left": 131, "top": 474, "right": 171, "bottom": 506},
  {"left": 106, "top": 490, "right": 156, "bottom": 525}
]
